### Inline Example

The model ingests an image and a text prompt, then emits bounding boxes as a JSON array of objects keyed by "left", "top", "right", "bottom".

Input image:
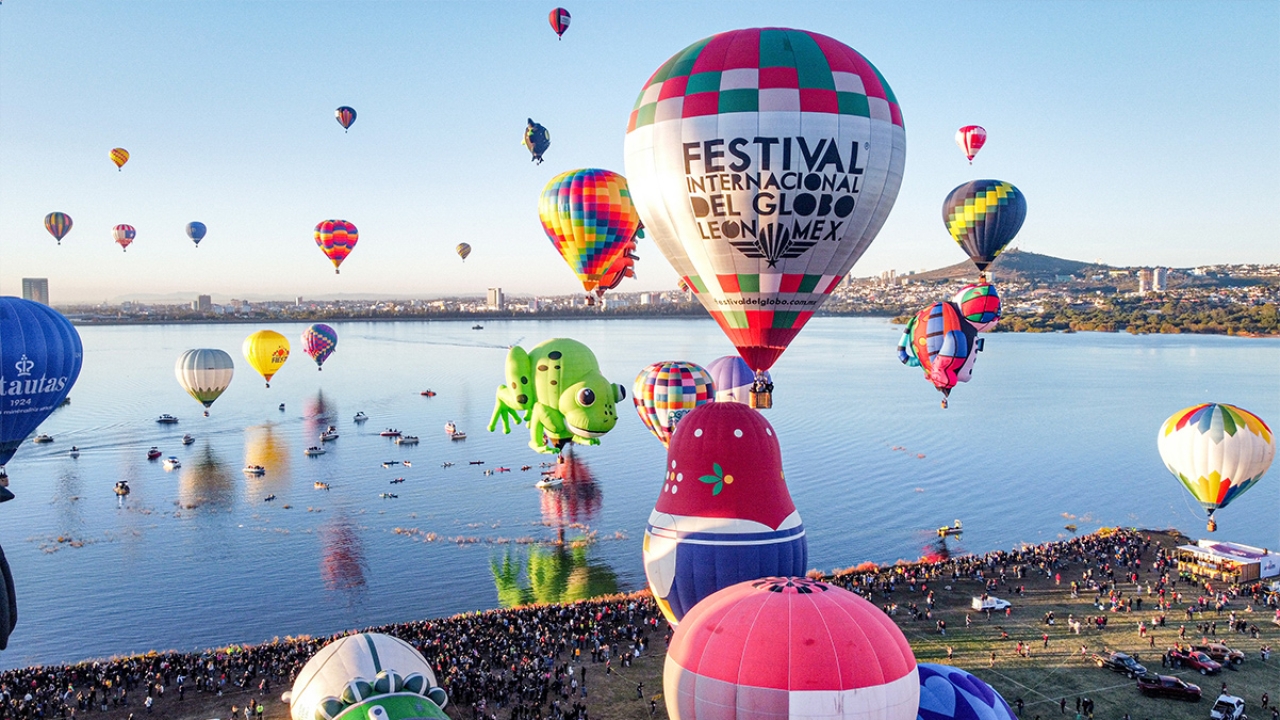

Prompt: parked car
[
  {"left": 1168, "top": 648, "right": 1222, "bottom": 675},
  {"left": 1092, "top": 652, "right": 1147, "bottom": 678},
  {"left": 1136, "top": 673, "right": 1201, "bottom": 701},
  {"left": 1209, "top": 694, "right": 1246, "bottom": 720},
  {"left": 970, "top": 595, "right": 1011, "bottom": 612},
  {"left": 1191, "top": 642, "right": 1245, "bottom": 667}
]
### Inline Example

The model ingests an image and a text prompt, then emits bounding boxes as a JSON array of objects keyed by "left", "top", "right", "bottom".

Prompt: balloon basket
[{"left": 749, "top": 389, "right": 772, "bottom": 409}]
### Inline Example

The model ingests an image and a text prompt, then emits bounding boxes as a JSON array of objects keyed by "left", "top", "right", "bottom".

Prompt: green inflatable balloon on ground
[{"left": 488, "top": 338, "right": 626, "bottom": 454}]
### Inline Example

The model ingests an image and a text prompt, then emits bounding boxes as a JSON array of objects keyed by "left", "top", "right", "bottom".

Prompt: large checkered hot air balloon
[
  {"left": 633, "top": 361, "right": 714, "bottom": 447},
  {"left": 664, "top": 577, "right": 919, "bottom": 720},
  {"left": 643, "top": 402, "right": 806, "bottom": 625},
  {"left": 943, "top": 180, "right": 1026, "bottom": 274},
  {"left": 315, "top": 220, "right": 358, "bottom": 274},
  {"left": 624, "top": 28, "right": 906, "bottom": 395},
  {"left": 1158, "top": 403, "right": 1273, "bottom": 532},
  {"left": 538, "top": 169, "right": 642, "bottom": 304}
]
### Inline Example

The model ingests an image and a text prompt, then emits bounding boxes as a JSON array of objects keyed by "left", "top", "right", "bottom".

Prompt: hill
[{"left": 909, "top": 249, "right": 1096, "bottom": 282}]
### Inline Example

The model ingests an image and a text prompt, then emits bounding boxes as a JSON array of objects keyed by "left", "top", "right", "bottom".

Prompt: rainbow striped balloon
[
  {"left": 538, "top": 169, "right": 641, "bottom": 295},
  {"left": 633, "top": 361, "right": 714, "bottom": 447},
  {"left": 44, "top": 212, "right": 73, "bottom": 245},
  {"left": 315, "top": 220, "right": 358, "bottom": 274}
]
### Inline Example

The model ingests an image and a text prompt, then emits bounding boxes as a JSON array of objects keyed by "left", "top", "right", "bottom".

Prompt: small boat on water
[
  {"left": 396, "top": 435, "right": 419, "bottom": 445},
  {"left": 535, "top": 477, "right": 563, "bottom": 489},
  {"left": 314, "top": 481, "right": 330, "bottom": 490},
  {"left": 156, "top": 414, "right": 179, "bottom": 424},
  {"left": 379, "top": 492, "right": 399, "bottom": 499},
  {"left": 69, "top": 447, "right": 80, "bottom": 458},
  {"left": 263, "top": 494, "right": 276, "bottom": 502},
  {"left": 182, "top": 434, "right": 195, "bottom": 445},
  {"left": 163, "top": 456, "right": 182, "bottom": 470},
  {"left": 1064, "top": 524, "right": 1078, "bottom": 532},
  {"left": 147, "top": 447, "right": 162, "bottom": 460},
  {"left": 390, "top": 478, "right": 405, "bottom": 484},
  {"left": 468, "top": 460, "right": 484, "bottom": 465},
  {"left": 449, "top": 432, "right": 467, "bottom": 441},
  {"left": 354, "top": 412, "right": 369, "bottom": 423},
  {"left": 380, "top": 429, "right": 401, "bottom": 437},
  {"left": 402, "top": 460, "right": 412, "bottom": 467},
  {"left": 495, "top": 467, "right": 511, "bottom": 473},
  {"left": 320, "top": 430, "right": 340, "bottom": 442},
  {"left": 243, "top": 465, "right": 266, "bottom": 476},
  {"left": 114, "top": 481, "right": 131, "bottom": 497},
  {"left": 33, "top": 434, "right": 54, "bottom": 444},
  {"left": 441, "top": 462, "right": 454, "bottom": 468},
  {"left": 937, "top": 520, "right": 963, "bottom": 538},
  {"left": 420, "top": 390, "right": 437, "bottom": 397},
  {"left": 520, "top": 465, "right": 532, "bottom": 471},
  {"left": 304, "top": 446, "right": 326, "bottom": 457},
  {"left": 382, "top": 461, "right": 399, "bottom": 468},
  {"left": 278, "top": 403, "right": 286, "bottom": 412},
  {"left": 472, "top": 324, "right": 483, "bottom": 330}
]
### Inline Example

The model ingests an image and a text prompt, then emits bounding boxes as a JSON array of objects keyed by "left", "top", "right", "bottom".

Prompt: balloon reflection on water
[
  {"left": 320, "top": 514, "right": 367, "bottom": 592},
  {"left": 177, "top": 445, "right": 235, "bottom": 510},
  {"left": 538, "top": 455, "right": 601, "bottom": 527},
  {"left": 491, "top": 542, "right": 617, "bottom": 608}
]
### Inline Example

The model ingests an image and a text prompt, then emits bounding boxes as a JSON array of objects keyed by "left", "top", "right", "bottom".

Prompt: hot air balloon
[
  {"left": 955, "top": 125, "right": 987, "bottom": 164},
  {"left": 943, "top": 180, "right": 1026, "bottom": 275},
  {"left": 109, "top": 147, "right": 129, "bottom": 171},
  {"left": 0, "top": 544, "right": 15, "bottom": 650},
  {"left": 624, "top": 28, "right": 907, "bottom": 398},
  {"left": 664, "top": 577, "right": 919, "bottom": 720},
  {"left": 335, "top": 106, "right": 357, "bottom": 132},
  {"left": 175, "top": 349, "right": 234, "bottom": 416},
  {"left": 44, "top": 212, "right": 72, "bottom": 245},
  {"left": 113, "top": 224, "right": 136, "bottom": 252},
  {"left": 548, "top": 7, "right": 570, "bottom": 39},
  {"left": 952, "top": 282, "right": 1002, "bottom": 332},
  {"left": 302, "top": 324, "right": 338, "bottom": 371},
  {"left": 0, "top": 298, "right": 83, "bottom": 487},
  {"left": 916, "top": 664, "right": 1016, "bottom": 720},
  {"left": 633, "top": 361, "right": 714, "bottom": 447},
  {"left": 595, "top": 237, "right": 638, "bottom": 296},
  {"left": 907, "top": 301, "right": 980, "bottom": 409},
  {"left": 643, "top": 402, "right": 807, "bottom": 625},
  {"left": 455, "top": 243, "right": 472, "bottom": 262},
  {"left": 1157, "top": 403, "right": 1273, "bottom": 532},
  {"left": 285, "top": 633, "right": 450, "bottom": 720},
  {"left": 315, "top": 220, "right": 358, "bottom": 274},
  {"left": 243, "top": 330, "right": 290, "bottom": 388},
  {"left": 186, "top": 222, "right": 207, "bottom": 247},
  {"left": 705, "top": 355, "right": 770, "bottom": 404},
  {"left": 524, "top": 119, "right": 551, "bottom": 164},
  {"left": 538, "top": 169, "right": 641, "bottom": 304}
]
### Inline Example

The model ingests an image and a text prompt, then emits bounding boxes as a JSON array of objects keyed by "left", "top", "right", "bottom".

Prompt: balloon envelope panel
[
  {"left": 0, "top": 298, "right": 83, "bottom": 466},
  {"left": 916, "top": 664, "right": 1016, "bottom": 720}
]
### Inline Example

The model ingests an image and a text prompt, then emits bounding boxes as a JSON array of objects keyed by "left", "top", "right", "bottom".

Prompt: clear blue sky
[{"left": 1, "top": 1, "right": 1276, "bottom": 303}]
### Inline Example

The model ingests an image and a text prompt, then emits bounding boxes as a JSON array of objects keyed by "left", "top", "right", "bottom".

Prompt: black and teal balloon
[{"left": 942, "top": 180, "right": 1027, "bottom": 272}]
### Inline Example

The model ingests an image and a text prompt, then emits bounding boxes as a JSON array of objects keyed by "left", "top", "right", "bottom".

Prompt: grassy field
[{"left": 88, "top": 531, "right": 1279, "bottom": 720}]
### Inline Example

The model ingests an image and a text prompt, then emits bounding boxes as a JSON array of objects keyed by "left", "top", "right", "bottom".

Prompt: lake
[{"left": 1, "top": 317, "right": 1276, "bottom": 669}]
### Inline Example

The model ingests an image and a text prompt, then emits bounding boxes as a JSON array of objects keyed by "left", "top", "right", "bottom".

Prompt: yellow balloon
[{"left": 242, "top": 330, "right": 290, "bottom": 387}]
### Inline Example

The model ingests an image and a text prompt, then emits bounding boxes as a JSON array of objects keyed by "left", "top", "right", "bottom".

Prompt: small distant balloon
[
  {"left": 955, "top": 125, "right": 987, "bottom": 164},
  {"left": 548, "top": 7, "right": 570, "bottom": 39},
  {"left": 456, "top": 243, "right": 472, "bottom": 262},
  {"left": 44, "top": 212, "right": 73, "bottom": 245},
  {"left": 302, "top": 324, "right": 338, "bottom": 371},
  {"left": 315, "top": 219, "right": 358, "bottom": 274},
  {"left": 335, "top": 106, "right": 356, "bottom": 132},
  {"left": 109, "top": 148, "right": 129, "bottom": 171},
  {"left": 524, "top": 119, "right": 551, "bottom": 164},
  {"left": 186, "top": 222, "right": 207, "bottom": 247},
  {"left": 112, "top": 224, "right": 136, "bottom": 252}
]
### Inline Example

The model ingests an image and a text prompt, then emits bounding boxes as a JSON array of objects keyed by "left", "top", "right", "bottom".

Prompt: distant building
[
  {"left": 193, "top": 294, "right": 212, "bottom": 311},
  {"left": 296, "top": 296, "right": 304, "bottom": 306},
  {"left": 21, "top": 278, "right": 49, "bottom": 305},
  {"left": 1138, "top": 268, "right": 1153, "bottom": 294},
  {"left": 639, "top": 293, "right": 653, "bottom": 305},
  {"left": 1152, "top": 267, "right": 1167, "bottom": 291},
  {"left": 487, "top": 287, "right": 505, "bottom": 310}
]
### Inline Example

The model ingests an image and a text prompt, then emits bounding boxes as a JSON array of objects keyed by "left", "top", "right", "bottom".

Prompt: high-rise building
[
  {"left": 1138, "top": 268, "right": 1153, "bottom": 294},
  {"left": 193, "top": 294, "right": 212, "bottom": 311},
  {"left": 487, "top": 287, "right": 505, "bottom": 310},
  {"left": 1152, "top": 267, "right": 1167, "bottom": 292},
  {"left": 22, "top": 278, "right": 49, "bottom": 305}
]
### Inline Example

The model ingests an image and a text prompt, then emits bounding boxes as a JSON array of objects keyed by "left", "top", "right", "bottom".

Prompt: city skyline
[{"left": 1, "top": 1, "right": 1277, "bottom": 303}]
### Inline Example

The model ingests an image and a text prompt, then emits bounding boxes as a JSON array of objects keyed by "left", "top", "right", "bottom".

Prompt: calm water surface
[{"left": 1, "top": 318, "right": 1276, "bottom": 669}]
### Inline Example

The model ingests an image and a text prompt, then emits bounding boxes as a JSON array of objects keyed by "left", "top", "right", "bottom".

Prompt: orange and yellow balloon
[
  {"left": 109, "top": 148, "right": 130, "bottom": 171},
  {"left": 242, "top": 330, "right": 290, "bottom": 388}
]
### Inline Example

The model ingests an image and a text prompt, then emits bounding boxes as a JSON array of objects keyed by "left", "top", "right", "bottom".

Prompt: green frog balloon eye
[{"left": 577, "top": 387, "right": 596, "bottom": 407}]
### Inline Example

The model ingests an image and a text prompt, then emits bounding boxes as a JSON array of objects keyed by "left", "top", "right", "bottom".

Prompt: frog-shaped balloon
[
  {"left": 284, "top": 633, "right": 450, "bottom": 720},
  {"left": 488, "top": 338, "right": 625, "bottom": 454}
]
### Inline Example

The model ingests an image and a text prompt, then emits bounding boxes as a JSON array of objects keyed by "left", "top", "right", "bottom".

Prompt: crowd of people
[{"left": 1, "top": 528, "right": 1276, "bottom": 720}]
